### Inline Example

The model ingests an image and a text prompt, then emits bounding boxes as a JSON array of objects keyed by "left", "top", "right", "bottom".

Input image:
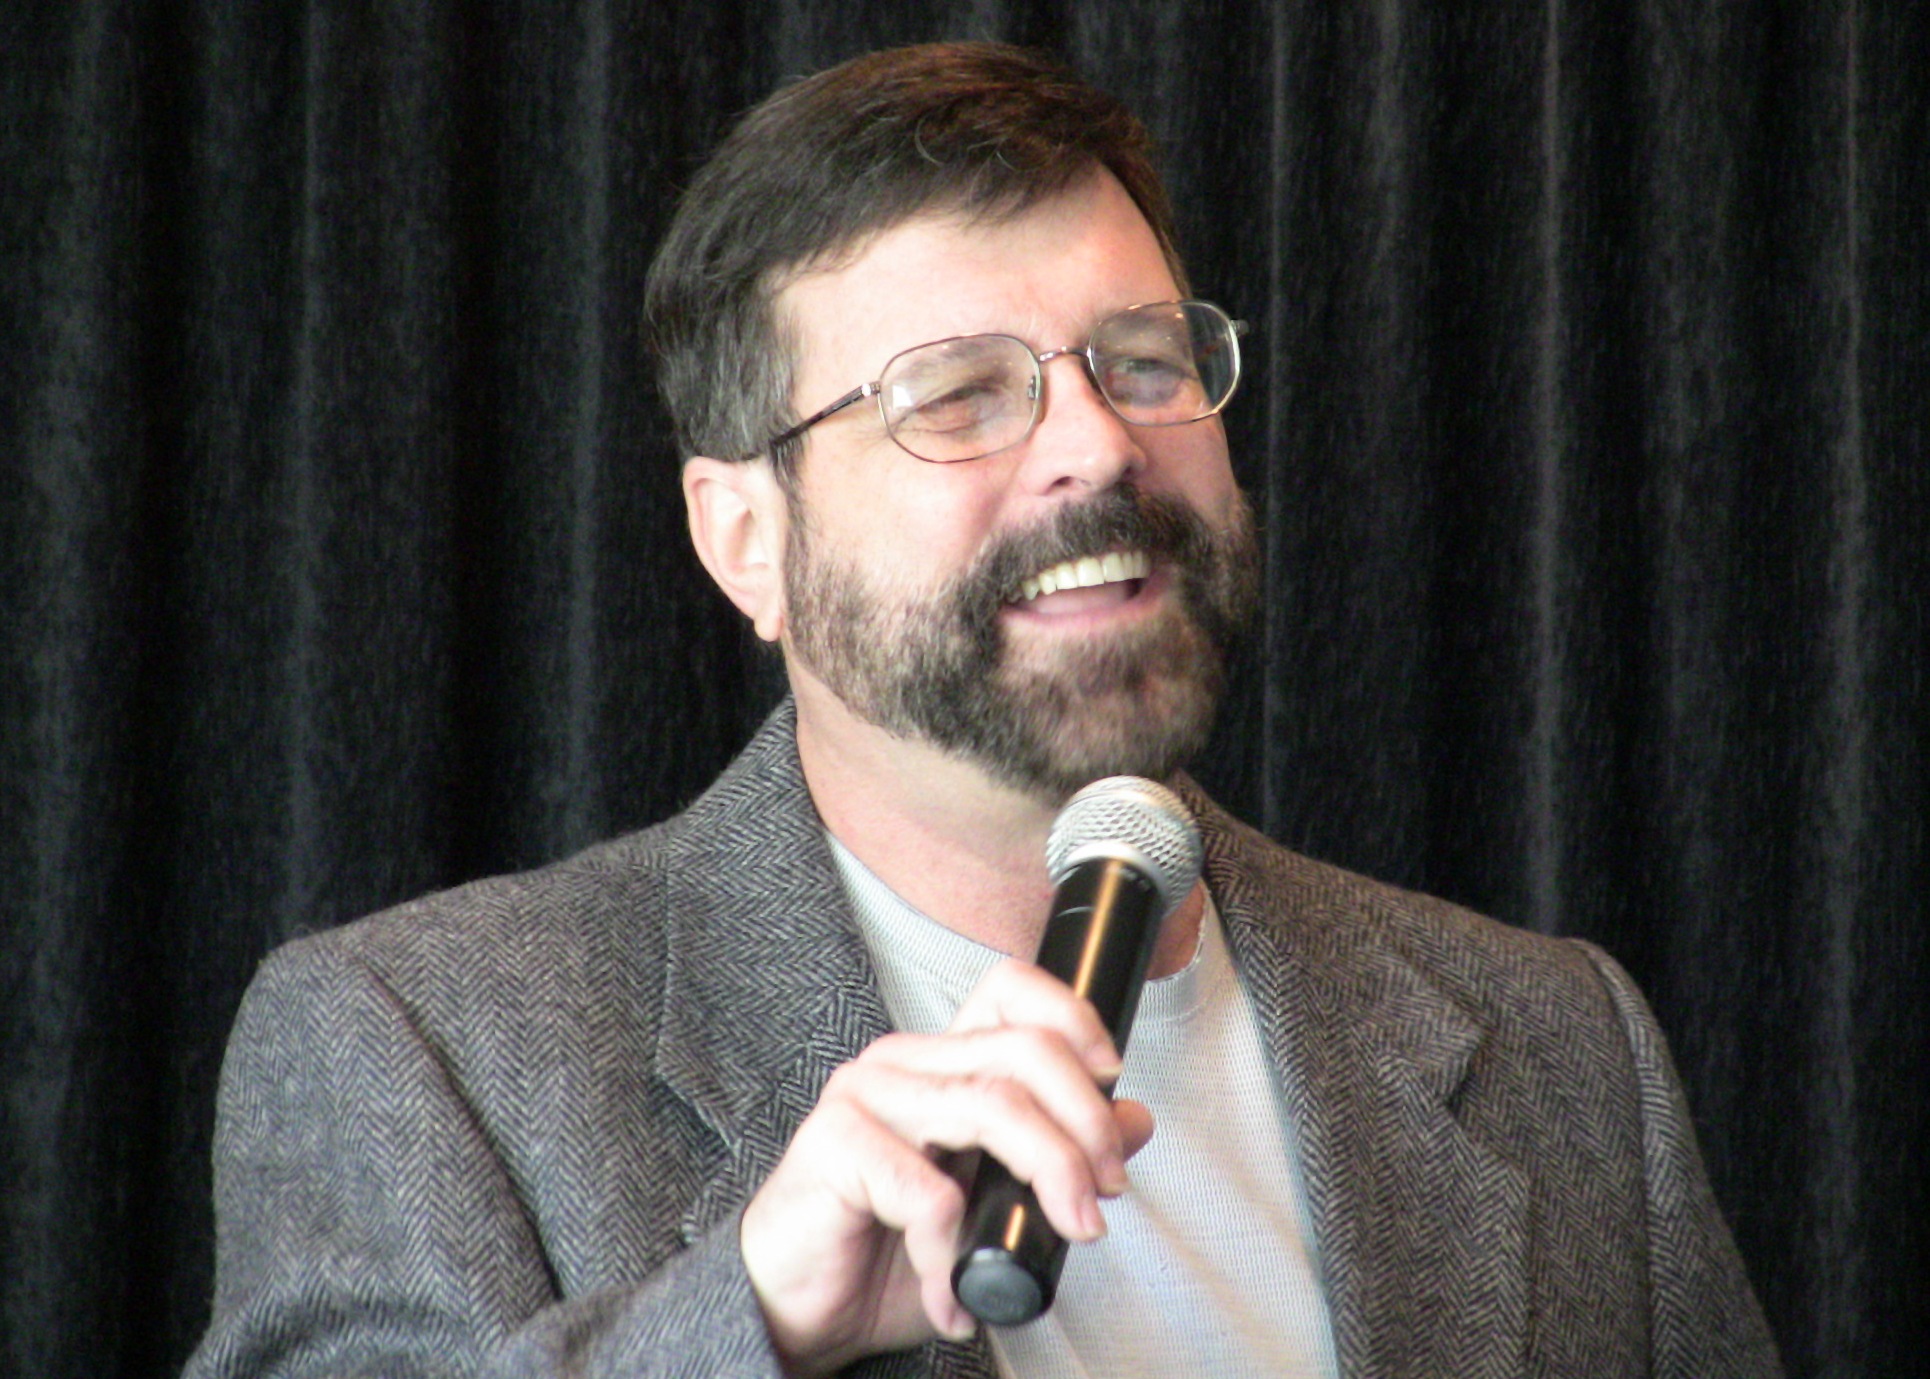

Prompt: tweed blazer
[{"left": 187, "top": 702, "right": 1782, "bottom": 1378}]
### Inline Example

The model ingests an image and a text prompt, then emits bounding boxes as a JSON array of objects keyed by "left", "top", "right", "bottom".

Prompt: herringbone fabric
[{"left": 186, "top": 702, "right": 1781, "bottom": 1377}]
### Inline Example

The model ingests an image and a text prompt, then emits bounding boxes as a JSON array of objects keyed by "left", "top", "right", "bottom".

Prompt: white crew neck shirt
[{"left": 829, "top": 835, "right": 1339, "bottom": 1379}]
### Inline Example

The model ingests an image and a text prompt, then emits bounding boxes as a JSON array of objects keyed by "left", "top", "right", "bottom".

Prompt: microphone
[{"left": 950, "top": 776, "right": 1204, "bottom": 1327}]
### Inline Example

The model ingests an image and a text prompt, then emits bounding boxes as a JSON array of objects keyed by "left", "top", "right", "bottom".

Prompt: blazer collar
[{"left": 1184, "top": 785, "right": 1530, "bottom": 1379}]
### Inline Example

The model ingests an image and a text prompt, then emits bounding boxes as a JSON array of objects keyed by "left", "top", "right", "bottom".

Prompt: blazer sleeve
[
  {"left": 1574, "top": 942, "right": 1785, "bottom": 1379},
  {"left": 183, "top": 938, "right": 788, "bottom": 1379}
]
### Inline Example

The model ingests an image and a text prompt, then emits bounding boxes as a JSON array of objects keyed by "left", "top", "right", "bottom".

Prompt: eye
[
  {"left": 1099, "top": 349, "right": 1201, "bottom": 413},
  {"left": 884, "top": 343, "right": 1030, "bottom": 441},
  {"left": 900, "top": 377, "right": 1011, "bottom": 436}
]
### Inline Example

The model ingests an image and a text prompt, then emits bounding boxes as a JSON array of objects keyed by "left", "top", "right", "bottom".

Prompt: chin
[{"left": 968, "top": 657, "right": 1223, "bottom": 804}]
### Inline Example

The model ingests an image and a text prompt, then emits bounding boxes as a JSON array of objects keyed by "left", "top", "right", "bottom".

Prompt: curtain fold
[{"left": 3, "top": 3, "right": 1923, "bottom": 1374}]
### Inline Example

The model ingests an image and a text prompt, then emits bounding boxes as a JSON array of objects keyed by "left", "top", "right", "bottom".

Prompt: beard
[{"left": 782, "top": 482, "right": 1260, "bottom": 803}]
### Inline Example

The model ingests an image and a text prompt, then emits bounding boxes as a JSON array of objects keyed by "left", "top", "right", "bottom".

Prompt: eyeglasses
[{"left": 764, "top": 299, "right": 1247, "bottom": 465}]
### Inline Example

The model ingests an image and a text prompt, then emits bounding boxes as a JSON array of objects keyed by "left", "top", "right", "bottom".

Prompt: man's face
[{"left": 772, "top": 171, "right": 1258, "bottom": 802}]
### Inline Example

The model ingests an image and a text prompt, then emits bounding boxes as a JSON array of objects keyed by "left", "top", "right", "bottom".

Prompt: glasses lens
[
  {"left": 878, "top": 335, "right": 1038, "bottom": 463},
  {"left": 1091, "top": 301, "right": 1241, "bottom": 426}
]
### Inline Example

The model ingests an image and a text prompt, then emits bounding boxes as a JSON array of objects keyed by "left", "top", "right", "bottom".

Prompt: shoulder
[
  {"left": 241, "top": 700, "right": 817, "bottom": 1089},
  {"left": 256, "top": 810, "right": 681, "bottom": 1037},
  {"left": 1204, "top": 796, "right": 1597, "bottom": 980},
  {"left": 1183, "top": 788, "right": 1639, "bottom": 1073}
]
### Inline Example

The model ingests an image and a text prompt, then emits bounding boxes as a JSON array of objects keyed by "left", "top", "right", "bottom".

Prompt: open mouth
[{"left": 1012, "top": 549, "right": 1153, "bottom": 606}]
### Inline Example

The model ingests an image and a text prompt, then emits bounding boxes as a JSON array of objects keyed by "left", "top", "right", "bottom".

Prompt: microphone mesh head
[{"left": 1045, "top": 777, "right": 1204, "bottom": 916}]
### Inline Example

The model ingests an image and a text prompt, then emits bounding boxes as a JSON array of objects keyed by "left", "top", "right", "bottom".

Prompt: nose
[{"left": 1014, "top": 349, "right": 1146, "bottom": 495}]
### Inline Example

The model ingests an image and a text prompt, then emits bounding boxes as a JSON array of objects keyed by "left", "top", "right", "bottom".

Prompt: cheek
[
  {"left": 863, "top": 471, "right": 1010, "bottom": 583},
  {"left": 1147, "top": 426, "right": 1237, "bottom": 507},
  {"left": 792, "top": 497, "right": 977, "bottom": 606}
]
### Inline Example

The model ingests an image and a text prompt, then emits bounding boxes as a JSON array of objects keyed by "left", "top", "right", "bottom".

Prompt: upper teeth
[{"left": 1018, "top": 550, "right": 1151, "bottom": 603}]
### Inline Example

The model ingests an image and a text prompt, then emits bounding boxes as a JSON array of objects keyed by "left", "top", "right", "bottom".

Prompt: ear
[{"left": 683, "top": 456, "right": 788, "bottom": 643}]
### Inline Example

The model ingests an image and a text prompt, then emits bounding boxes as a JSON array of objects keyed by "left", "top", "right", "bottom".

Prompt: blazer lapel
[
  {"left": 1193, "top": 792, "right": 1530, "bottom": 1379},
  {"left": 652, "top": 703, "right": 999, "bottom": 1379},
  {"left": 651, "top": 704, "right": 896, "bottom": 1238}
]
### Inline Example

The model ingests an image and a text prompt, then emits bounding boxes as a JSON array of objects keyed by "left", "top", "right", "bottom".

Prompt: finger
[
  {"left": 840, "top": 1041, "right": 1128, "bottom": 1211},
  {"left": 743, "top": 1102, "right": 969, "bottom": 1360},
  {"left": 793, "top": 1121, "right": 977, "bottom": 1343},
  {"left": 850, "top": 1060, "right": 1116, "bottom": 1235},
  {"left": 948, "top": 959, "right": 1123, "bottom": 1080},
  {"left": 1113, "top": 1098, "right": 1156, "bottom": 1170},
  {"left": 894, "top": 1174, "right": 979, "bottom": 1342},
  {"left": 746, "top": 1096, "right": 967, "bottom": 1270},
  {"left": 857, "top": 1026, "right": 1127, "bottom": 1177},
  {"left": 921, "top": 1267, "right": 978, "bottom": 1342}
]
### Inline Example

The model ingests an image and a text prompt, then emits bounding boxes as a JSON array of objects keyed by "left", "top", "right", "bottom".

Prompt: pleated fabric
[{"left": 2, "top": 3, "right": 1923, "bottom": 1374}]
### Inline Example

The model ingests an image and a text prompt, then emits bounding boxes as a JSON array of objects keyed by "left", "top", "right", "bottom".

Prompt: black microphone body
[{"left": 950, "top": 778, "right": 1201, "bottom": 1327}]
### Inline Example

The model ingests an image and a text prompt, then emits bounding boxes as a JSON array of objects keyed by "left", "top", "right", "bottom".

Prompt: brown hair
[{"left": 644, "top": 42, "right": 1184, "bottom": 471}]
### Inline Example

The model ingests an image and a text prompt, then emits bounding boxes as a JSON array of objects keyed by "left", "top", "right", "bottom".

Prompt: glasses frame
[{"left": 762, "top": 299, "right": 1248, "bottom": 465}]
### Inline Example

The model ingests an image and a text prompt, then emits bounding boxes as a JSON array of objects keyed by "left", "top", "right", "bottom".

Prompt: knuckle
[
  {"left": 977, "top": 1022, "right": 1067, "bottom": 1065},
  {"left": 956, "top": 1069, "right": 1032, "bottom": 1121},
  {"left": 907, "top": 1161, "right": 966, "bottom": 1217},
  {"left": 816, "top": 1064, "right": 869, "bottom": 1110},
  {"left": 847, "top": 1031, "right": 915, "bottom": 1072}
]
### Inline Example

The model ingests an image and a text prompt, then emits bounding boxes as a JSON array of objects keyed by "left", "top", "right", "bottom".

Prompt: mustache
[{"left": 962, "top": 485, "right": 1217, "bottom": 611}]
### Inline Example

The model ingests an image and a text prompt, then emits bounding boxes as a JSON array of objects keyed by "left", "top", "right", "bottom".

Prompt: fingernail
[
  {"left": 1099, "top": 1155, "right": 1130, "bottom": 1196},
  {"left": 1084, "top": 1195, "right": 1108, "bottom": 1237}
]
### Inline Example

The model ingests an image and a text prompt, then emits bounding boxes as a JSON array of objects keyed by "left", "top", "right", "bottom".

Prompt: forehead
[{"left": 775, "top": 171, "right": 1183, "bottom": 390}]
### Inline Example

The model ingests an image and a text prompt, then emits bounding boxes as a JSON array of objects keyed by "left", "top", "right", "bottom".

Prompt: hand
[{"left": 738, "top": 959, "right": 1156, "bottom": 1377}]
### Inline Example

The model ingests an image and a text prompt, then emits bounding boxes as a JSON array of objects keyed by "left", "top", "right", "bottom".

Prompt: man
[{"left": 188, "top": 42, "right": 1782, "bottom": 1379}]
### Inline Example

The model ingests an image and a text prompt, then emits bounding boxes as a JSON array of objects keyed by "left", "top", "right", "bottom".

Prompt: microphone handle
[{"left": 950, "top": 857, "right": 1164, "bottom": 1326}]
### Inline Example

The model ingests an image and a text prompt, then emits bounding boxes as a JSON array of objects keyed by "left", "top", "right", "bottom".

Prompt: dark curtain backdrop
[{"left": 4, "top": 2, "right": 1924, "bottom": 1375}]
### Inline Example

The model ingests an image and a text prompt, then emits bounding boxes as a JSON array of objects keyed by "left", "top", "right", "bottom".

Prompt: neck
[{"left": 790, "top": 670, "right": 1204, "bottom": 978}]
